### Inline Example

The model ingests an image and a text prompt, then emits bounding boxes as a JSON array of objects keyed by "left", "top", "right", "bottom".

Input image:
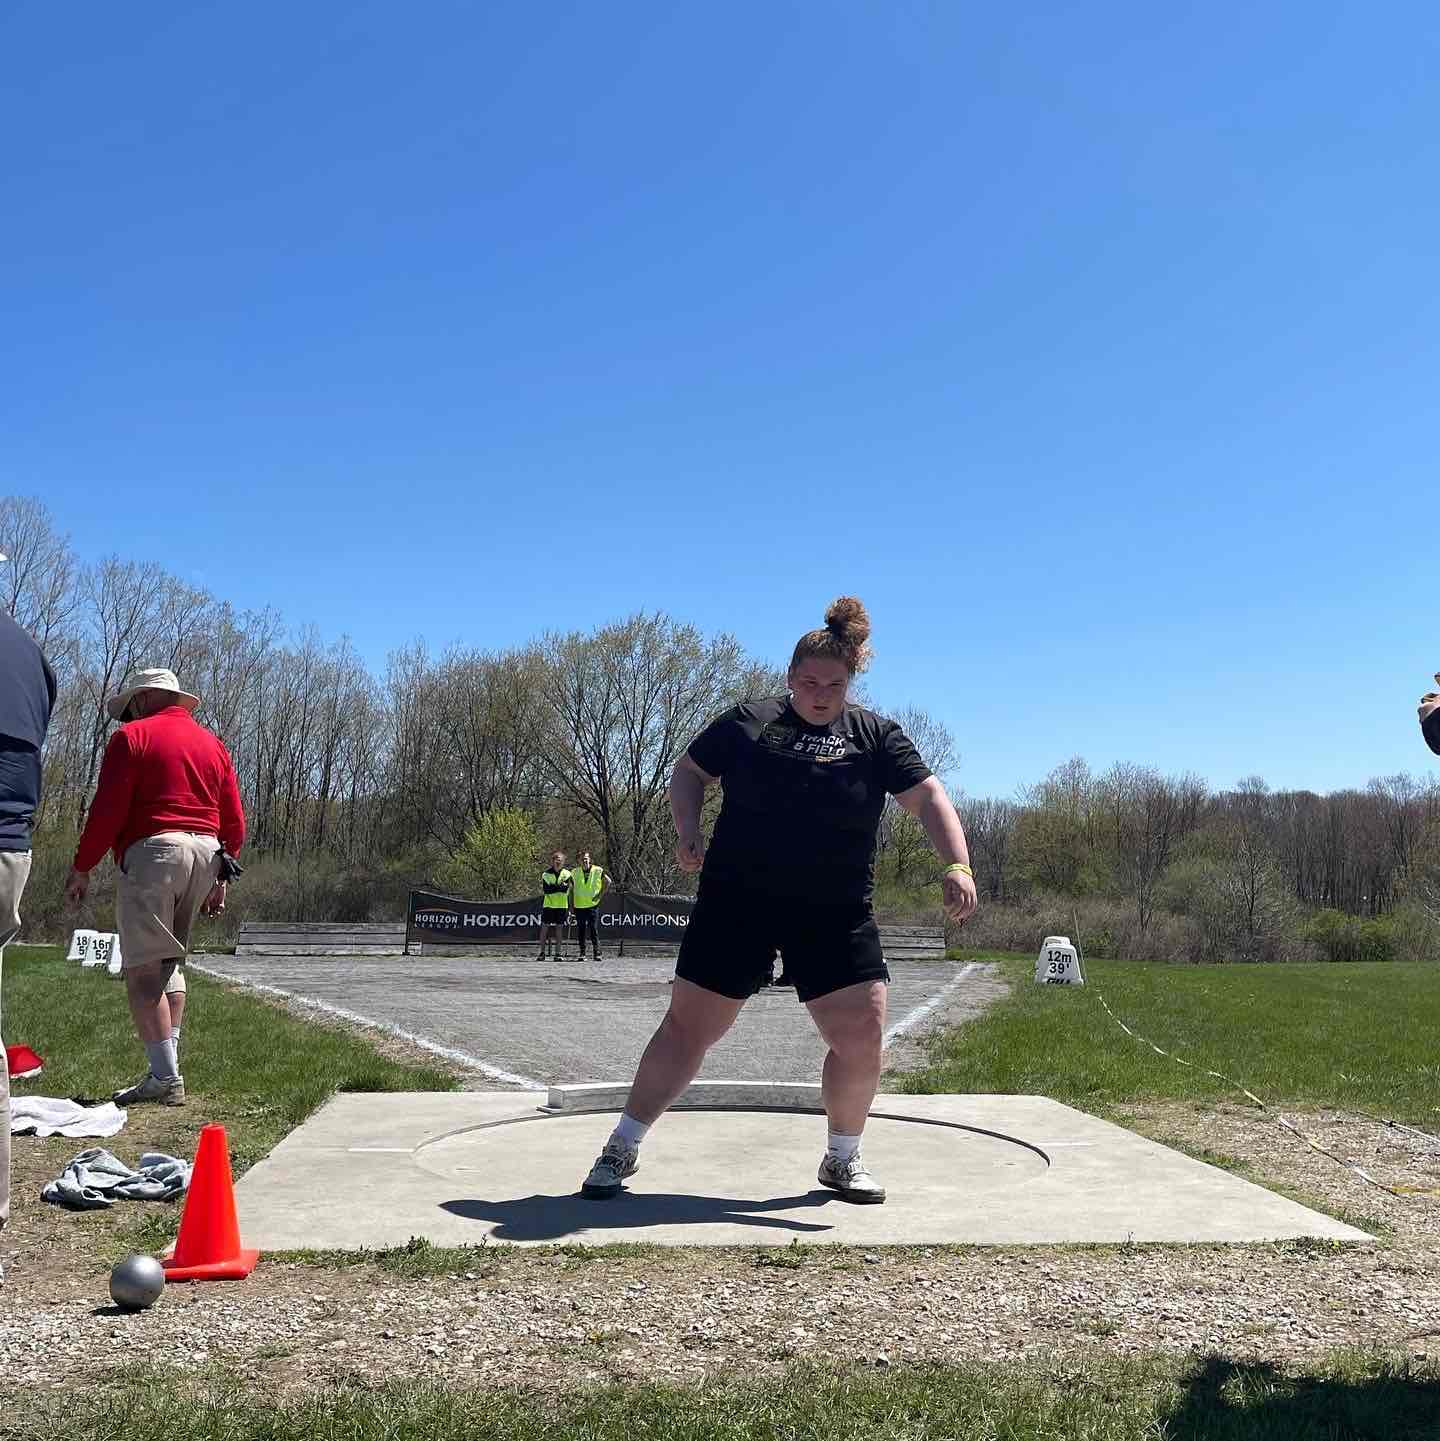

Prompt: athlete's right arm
[{"left": 671, "top": 752, "right": 717, "bottom": 873}]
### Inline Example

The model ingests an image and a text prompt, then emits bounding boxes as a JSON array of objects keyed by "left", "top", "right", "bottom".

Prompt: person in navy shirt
[
  {"left": 1, "top": 609, "right": 56, "bottom": 1268},
  {"left": 1420, "top": 675, "right": 1440, "bottom": 756}
]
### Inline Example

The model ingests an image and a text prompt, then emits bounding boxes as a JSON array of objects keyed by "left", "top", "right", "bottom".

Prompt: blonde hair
[{"left": 789, "top": 596, "right": 873, "bottom": 675}]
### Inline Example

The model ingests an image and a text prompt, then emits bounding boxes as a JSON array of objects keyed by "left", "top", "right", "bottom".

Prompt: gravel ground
[{"left": 4, "top": 1099, "right": 1439, "bottom": 1399}]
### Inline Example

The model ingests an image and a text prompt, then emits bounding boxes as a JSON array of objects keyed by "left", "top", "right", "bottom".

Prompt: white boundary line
[
  {"left": 883, "top": 962, "right": 978, "bottom": 1047},
  {"left": 188, "top": 962, "right": 545, "bottom": 1091}
]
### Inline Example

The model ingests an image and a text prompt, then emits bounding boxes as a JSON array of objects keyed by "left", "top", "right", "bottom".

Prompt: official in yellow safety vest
[
  {"left": 537, "top": 851, "right": 571, "bottom": 961},
  {"left": 568, "top": 851, "right": 609, "bottom": 962}
]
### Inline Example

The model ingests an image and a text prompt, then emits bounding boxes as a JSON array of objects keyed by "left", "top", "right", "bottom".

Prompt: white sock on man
[
  {"left": 613, "top": 1113, "right": 650, "bottom": 1147},
  {"left": 827, "top": 1131, "right": 862, "bottom": 1161},
  {"left": 145, "top": 1038, "right": 180, "bottom": 1083},
  {"left": 170, "top": 1026, "right": 182, "bottom": 1058}
]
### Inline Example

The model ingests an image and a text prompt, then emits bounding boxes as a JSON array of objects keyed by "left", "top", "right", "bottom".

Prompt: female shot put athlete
[{"left": 580, "top": 597, "right": 978, "bottom": 1204}]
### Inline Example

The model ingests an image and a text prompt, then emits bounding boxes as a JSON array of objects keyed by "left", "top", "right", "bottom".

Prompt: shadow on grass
[
  {"left": 1162, "top": 1354, "right": 1440, "bottom": 1439},
  {"left": 439, "top": 1188, "right": 836, "bottom": 1240}
]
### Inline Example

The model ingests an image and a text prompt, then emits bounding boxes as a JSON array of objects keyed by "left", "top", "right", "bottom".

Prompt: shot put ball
[{"left": 109, "top": 1254, "right": 166, "bottom": 1309}]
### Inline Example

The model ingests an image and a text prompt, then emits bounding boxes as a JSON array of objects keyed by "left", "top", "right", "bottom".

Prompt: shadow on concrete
[
  {"left": 1162, "top": 1355, "right": 1440, "bottom": 1439},
  {"left": 439, "top": 1189, "right": 837, "bottom": 1241}
]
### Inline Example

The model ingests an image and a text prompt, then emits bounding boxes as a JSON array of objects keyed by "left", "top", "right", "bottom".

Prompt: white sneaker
[
  {"left": 581, "top": 1138, "right": 639, "bottom": 1199},
  {"left": 112, "top": 1072, "right": 186, "bottom": 1106},
  {"left": 818, "top": 1151, "right": 886, "bottom": 1204}
]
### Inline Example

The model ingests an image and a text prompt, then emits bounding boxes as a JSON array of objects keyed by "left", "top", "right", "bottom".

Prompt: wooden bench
[
  {"left": 879, "top": 925, "right": 947, "bottom": 959},
  {"left": 237, "top": 921, "right": 947, "bottom": 960},
  {"left": 236, "top": 922, "right": 408, "bottom": 955}
]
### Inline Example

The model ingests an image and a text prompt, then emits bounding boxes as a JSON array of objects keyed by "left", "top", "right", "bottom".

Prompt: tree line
[
  {"left": 939, "top": 760, "right": 1440, "bottom": 962},
  {"left": 5, "top": 498, "right": 787, "bottom": 911},
  {"left": 6, "top": 495, "right": 1437, "bottom": 959}
]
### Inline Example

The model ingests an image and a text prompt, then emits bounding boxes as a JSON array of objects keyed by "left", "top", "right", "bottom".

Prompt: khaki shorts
[
  {"left": 2, "top": 849, "right": 33, "bottom": 1231},
  {"left": 117, "top": 832, "right": 221, "bottom": 970},
  {"left": 0, "top": 849, "right": 28, "bottom": 952}
]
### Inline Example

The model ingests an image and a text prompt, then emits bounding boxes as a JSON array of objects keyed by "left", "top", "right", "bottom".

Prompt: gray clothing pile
[{"left": 41, "top": 1148, "right": 191, "bottom": 1210}]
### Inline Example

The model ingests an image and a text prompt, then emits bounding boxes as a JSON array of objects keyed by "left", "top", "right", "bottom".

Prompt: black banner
[{"left": 407, "top": 889, "right": 693, "bottom": 946}]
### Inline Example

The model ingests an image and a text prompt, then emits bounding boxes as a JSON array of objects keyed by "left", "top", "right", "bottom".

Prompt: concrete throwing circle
[
  {"left": 414, "top": 1109, "right": 1049, "bottom": 1209},
  {"left": 234, "top": 1094, "right": 1374, "bottom": 1248}
]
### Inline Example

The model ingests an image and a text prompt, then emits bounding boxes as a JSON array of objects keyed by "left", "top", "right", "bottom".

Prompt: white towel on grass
[
  {"left": 41, "top": 1148, "right": 191, "bottom": 1210},
  {"left": 9, "top": 1097, "right": 127, "bottom": 1139}
]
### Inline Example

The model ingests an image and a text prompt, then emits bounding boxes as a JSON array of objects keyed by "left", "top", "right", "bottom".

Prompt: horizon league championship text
[{"left": 413, "top": 909, "right": 690, "bottom": 930}]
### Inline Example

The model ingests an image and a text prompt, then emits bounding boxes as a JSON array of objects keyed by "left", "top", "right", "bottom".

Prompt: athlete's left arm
[{"left": 895, "top": 777, "right": 978, "bottom": 922}]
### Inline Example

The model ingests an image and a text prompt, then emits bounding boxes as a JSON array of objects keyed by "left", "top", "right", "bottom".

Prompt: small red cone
[{"left": 162, "top": 1123, "right": 260, "bottom": 1282}]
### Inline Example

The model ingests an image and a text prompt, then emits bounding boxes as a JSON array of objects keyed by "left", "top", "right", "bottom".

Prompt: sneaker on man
[
  {"left": 818, "top": 1151, "right": 886, "bottom": 1204},
  {"left": 581, "top": 1138, "right": 639, "bottom": 1199},
  {"left": 112, "top": 1072, "right": 186, "bottom": 1107}
]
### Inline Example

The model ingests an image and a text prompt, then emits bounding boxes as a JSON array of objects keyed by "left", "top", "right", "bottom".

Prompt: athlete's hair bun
[
  {"left": 825, "top": 596, "right": 870, "bottom": 649},
  {"left": 790, "top": 595, "right": 873, "bottom": 675}
]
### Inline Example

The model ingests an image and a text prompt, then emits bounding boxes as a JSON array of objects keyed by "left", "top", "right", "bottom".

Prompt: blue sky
[{"left": 5, "top": 3, "right": 1436, "bottom": 799}]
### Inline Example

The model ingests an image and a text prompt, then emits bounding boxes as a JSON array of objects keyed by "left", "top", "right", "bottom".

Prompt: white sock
[
  {"left": 170, "top": 1026, "right": 181, "bottom": 1059},
  {"left": 613, "top": 1113, "right": 651, "bottom": 1147},
  {"left": 145, "top": 1038, "right": 179, "bottom": 1083},
  {"left": 827, "top": 1131, "right": 862, "bottom": 1161}
]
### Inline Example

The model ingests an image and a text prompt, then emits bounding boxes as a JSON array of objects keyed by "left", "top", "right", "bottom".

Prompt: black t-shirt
[
  {"left": 687, "top": 696, "right": 933, "bottom": 902},
  {"left": 0, "top": 612, "right": 56, "bottom": 851}
]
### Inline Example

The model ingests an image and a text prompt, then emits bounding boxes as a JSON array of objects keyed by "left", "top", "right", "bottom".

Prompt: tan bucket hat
[{"left": 106, "top": 667, "right": 201, "bottom": 721}]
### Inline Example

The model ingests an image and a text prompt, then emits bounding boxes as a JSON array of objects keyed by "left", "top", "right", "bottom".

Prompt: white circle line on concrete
[
  {"left": 408, "top": 1104, "right": 1053, "bottom": 1172},
  {"left": 883, "top": 963, "right": 978, "bottom": 1046},
  {"left": 187, "top": 963, "right": 546, "bottom": 1091}
]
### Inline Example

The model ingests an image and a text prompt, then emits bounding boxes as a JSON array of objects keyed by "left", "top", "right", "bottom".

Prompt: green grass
[
  {"left": 3, "top": 945, "right": 457, "bottom": 1175},
  {"left": 17, "top": 1353, "right": 1440, "bottom": 1440},
  {"left": 896, "top": 955, "right": 1440, "bottom": 1126}
]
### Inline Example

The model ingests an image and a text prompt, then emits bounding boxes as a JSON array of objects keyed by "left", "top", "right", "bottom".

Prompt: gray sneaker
[
  {"left": 112, "top": 1072, "right": 186, "bottom": 1107},
  {"left": 818, "top": 1151, "right": 886, "bottom": 1204},
  {"left": 581, "top": 1138, "right": 639, "bottom": 1199}
]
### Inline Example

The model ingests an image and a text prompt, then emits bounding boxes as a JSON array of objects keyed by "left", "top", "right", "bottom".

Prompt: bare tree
[
  {"left": 878, "top": 707, "right": 959, "bottom": 882},
  {"left": 409, "top": 646, "right": 550, "bottom": 852},
  {"left": 0, "top": 496, "right": 77, "bottom": 649},
  {"left": 540, "top": 614, "right": 757, "bottom": 889},
  {"left": 1101, "top": 763, "right": 1204, "bottom": 934},
  {"left": 961, "top": 795, "right": 1018, "bottom": 902},
  {"left": 71, "top": 558, "right": 172, "bottom": 823}
]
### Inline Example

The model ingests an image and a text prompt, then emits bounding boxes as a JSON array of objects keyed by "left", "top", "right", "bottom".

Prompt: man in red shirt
[{"left": 64, "top": 668, "right": 245, "bottom": 1106}]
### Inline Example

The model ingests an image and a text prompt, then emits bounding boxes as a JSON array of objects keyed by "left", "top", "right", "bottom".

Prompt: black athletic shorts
[
  {"left": 541, "top": 908, "right": 569, "bottom": 927},
  {"left": 676, "top": 881, "right": 888, "bottom": 1003}
]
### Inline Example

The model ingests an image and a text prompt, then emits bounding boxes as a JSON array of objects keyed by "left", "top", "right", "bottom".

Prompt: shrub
[
  {"left": 1304, "top": 909, "right": 1400, "bottom": 963},
  {"left": 434, "top": 808, "right": 540, "bottom": 901},
  {"left": 951, "top": 891, "right": 1190, "bottom": 962},
  {"left": 1387, "top": 903, "right": 1439, "bottom": 963}
]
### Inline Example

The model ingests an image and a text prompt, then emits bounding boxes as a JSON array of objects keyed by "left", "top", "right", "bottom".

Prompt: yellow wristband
[{"left": 944, "top": 862, "right": 973, "bottom": 878}]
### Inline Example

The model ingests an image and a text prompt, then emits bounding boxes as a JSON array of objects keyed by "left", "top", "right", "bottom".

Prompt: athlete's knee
[
  {"left": 835, "top": 1022, "right": 883, "bottom": 1065},
  {"left": 661, "top": 1003, "right": 732, "bottom": 1054},
  {"left": 823, "top": 1004, "right": 884, "bottom": 1063}
]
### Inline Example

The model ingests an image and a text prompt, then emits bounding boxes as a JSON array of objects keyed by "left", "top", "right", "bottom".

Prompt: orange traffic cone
[{"left": 162, "top": 1124, "right": 260, "bottom": 1282}]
